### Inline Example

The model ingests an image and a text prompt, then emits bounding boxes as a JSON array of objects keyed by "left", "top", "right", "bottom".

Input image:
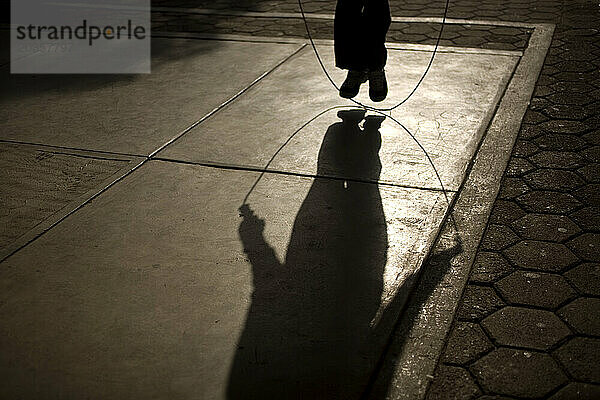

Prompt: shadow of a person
[{"left": 228, "top": 110, "right": 389, "bottom": 399}]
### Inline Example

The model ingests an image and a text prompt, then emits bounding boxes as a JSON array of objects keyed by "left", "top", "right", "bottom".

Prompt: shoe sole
[
  {"left": 339, "top": 76, "right": 367, "bottom": 99},
  {"left": 369, "top": 93, "right": 387, "bottom": 102},
  {"left": 339, "top": 89, "right": 359, "bottom": 99}
]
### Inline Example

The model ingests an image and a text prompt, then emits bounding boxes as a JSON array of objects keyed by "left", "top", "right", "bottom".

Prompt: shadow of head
[
  {"left": 364, "top": 115, "right": 386, "bottom": 132},
  {"left": 318, "top": 109, "right": 386, "bottom": 178},
  {"left": 337, "top": 109, "right": 366, "bottom": 125}
]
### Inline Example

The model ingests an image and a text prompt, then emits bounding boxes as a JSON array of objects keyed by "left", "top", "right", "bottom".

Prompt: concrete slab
[
  {"left": 159, "top": 45, "right": 518, "bottom": 190},
  {"left": 0, "top": 142, "right": 130, "bottom": 251},
  {"left": 0, "top": 38, "right": 302, "bottom": 155},
  {"left": 0, "top": 159, "right": 449, "bottom": 399}
]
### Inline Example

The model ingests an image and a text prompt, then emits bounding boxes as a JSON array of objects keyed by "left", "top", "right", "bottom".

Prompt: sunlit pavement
[{"left": 1, "top": 1, "right": 598, "bottom": 399}]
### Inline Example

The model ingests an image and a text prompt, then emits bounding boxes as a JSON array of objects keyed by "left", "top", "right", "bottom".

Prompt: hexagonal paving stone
[
  {"left": 540, "top": 64, "right": 560, "bottom": 75},
  {"left": 547, "top": 91, "right": 594, "bottom": 105},
  {"left": 512, "top": 140, "right": 539, "bottom": 158},
  {"left": 569, "top": 207, "right": 600, "bottom": 231},
  {"left": 442, "top": 322, "right": 494, "bottom": 365},
  {"left": 534, "top": 134, "right": 586, "bottom": 151},
  {"left": 558, "top": 297, "right": 600, "bottom": 335},
  {"left": 549, "top": 383, "right": 600, "bottom": 400},
  {"left": 480, "top": 225, "right": 519, "bottom": 251},
  {"left": 583, "top": 131, "right": 600, "bottom": 145},
  {"left": 522, "top": 110, "right": 548, "bottom": 125},
  {"left": 511, "top": 214, "right": 580, "bottom": 242},
  {"left": 532, "top": 76, "right": 555, "bottom": 90},
  {"left": 564, "top": 263, "right": 600, "bottom": 295},
  {"left": 498, "top": 178, "right": 530, "bottom": 199},
  {"left": 587, "top": 112, "right": 600, "bottom": 128},
  {"left": 582, "top": 146, "right": 600, "bottom": 163},
  {"left": 488, "top": 200, "right": 526, "bottom": 225},
  {"left": 559, "top": 27, "right": 598, "bottom": 37},
  {"left": 523, "top": 169, "right": 584, "bottom": 191},
  {"left": 490, "top": 27, "right": 524, "bottom": 36},
  {"left": 549, "top": 81, "right": 592, "bottom": 94},
  {"left": 549, "top": 80, "right": 592, "bottom": 92},
  {"left": 482, "top": 307, "right": 571, "bottom": 350},
  {"left": 439, "top": 31, "right": 460, "bottom": 41},
  {"left": 578, "top": 164, "right": 600, "bottom": 183},
  {"left": 521, "top": 123, "right": 545, "bottom": 139},
  {"left": 456, "top": 285, "right": 505, "bottom": 321},
  {"left": 530, "top": 151, "right": 585, "bottom": 169},
  {"left": 554, "top": 61, "right": 597, "bottom": 73},
  {"left": 470, "top": 252, "right": 513, "bottom": 284},
  {"left": 495, "top": 271, "right": 576, "bottom": 309},
  {"left": 567, "top": 233, "right": 600, "bottom": 262},
  {"left": 542, "top": 103, "right": 590, "bottom": 120},
  {"left": 504, "top": 241, "right": 579, "bottom": 272},
  {"left": 471, "top": 348, "right": 567, "bottom": 398},
  {"left": 453, "top": 36, "right": 486, "bottom": 46},
  {"left": 402, "top": 24, "right": 435, "bottom": 35},
  {"left": 506, "top": 158, "right": 536, "bottom": 177},
  {"left": 426, "top": 365, "right": 481, "bottom": 400},
  {"left": 573, "top": 184, "right": 600, "bottom": 206},
  {"left": 483, "top": 42, "right": 519, "bottom": 51},
  {"left": 552, "top": 71, "right": 593, "bottom": 83},
  {"left": 554, "top": 337, "right": 600, "bottom": 383},
  {"left": 517, "top": 191, "right": 582, "bottom": 214}
]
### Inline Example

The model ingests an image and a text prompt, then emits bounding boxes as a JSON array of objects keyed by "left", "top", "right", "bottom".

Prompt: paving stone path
[
  {"left": 151, "top": 1, "right": 532, "bottom": 52},
  {"left": 423, "top": 1, "right": 600, "bottom": 398},
  {"left": 152, "top": 12, "right": 531, "bottom": 52},
  {"left": 149, "top": 1, "right": 600, "bottom": 398}
]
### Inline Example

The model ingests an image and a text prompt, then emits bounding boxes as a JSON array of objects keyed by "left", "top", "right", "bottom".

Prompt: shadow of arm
[{"left": 238, "top": 204, "right": 282, "bottom": 272}]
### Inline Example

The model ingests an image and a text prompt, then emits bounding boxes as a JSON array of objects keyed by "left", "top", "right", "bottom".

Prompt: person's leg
[
  {"left": 334, "top": 0, "right": 367, "bottom": 71},
  {"left": 362, "top": 0, "right": 391, "bottom": 71},
  {"left": 335, "top": 0, "right": 370, "bottom": 98},
  {"left": 363, "top": 0, "right": 391, "bottom": 101}
]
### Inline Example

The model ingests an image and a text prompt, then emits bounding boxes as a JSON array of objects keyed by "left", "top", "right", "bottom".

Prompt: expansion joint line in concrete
[
  {"left": 153, "top": 156, "right": 459, "bottom": 194},
  {"left": 0, "top": 139, "right": 144, "bottom": 160}
]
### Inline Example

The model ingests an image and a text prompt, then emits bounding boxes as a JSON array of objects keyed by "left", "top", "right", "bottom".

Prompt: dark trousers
[{"left": 334, "top": 0, "right": 391, "bottom": 71}]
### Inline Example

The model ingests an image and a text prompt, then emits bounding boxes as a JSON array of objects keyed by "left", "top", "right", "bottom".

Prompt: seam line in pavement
[
  {"left": 0, "top": 139, "right": 145, "bottom": 159},
  {"left": 0, "top": 157, "right": 147, "bottom": 263},
  {"left": 152, "top": 157, "right": 459, "bottom": 193}
]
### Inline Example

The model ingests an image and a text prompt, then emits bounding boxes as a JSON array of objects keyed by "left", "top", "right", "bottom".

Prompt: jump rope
[{"left": 242, "top": 0, "right": 460, "bottom": 237}]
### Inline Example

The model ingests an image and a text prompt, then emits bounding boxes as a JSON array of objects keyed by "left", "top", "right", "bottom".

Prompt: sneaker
[
  {"left": 368, "top": 69, "right": 388, "bottom": 102},
  {"left": 339, "top": 70, "right": 368, "bottom": 99}
]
